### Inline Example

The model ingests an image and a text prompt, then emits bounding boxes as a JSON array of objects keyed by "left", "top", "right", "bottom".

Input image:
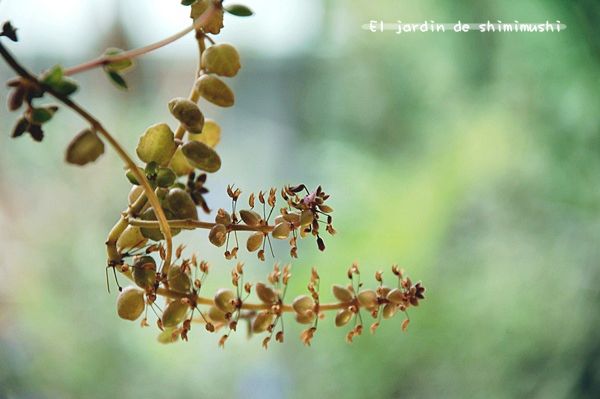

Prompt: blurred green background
[{"left": 1, "top": 0, "right": 600, "bottom": 398}]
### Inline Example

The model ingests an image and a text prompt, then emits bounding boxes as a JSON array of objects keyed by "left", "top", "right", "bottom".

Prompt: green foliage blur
[{"left": 1, "top": 0, "right": 599, "bottom": 398}]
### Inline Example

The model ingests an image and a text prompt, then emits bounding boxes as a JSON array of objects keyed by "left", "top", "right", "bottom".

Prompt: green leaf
[
  {"left": 30, "top": 106, "right": 58, "bottom": 124},
  {"left": 65, "top": 129, "right": 105, "bottom": 166},
  {"left": 224, "top": 4, "right": 253, "bottom": 17},
  {"left": 103, "top": 48, "right": 134, "bottom": 72},
  {"left": 136, "top": 123, "right": 177, "bottom": 166},
  {"left": 106, "top": 70, "right": 128, "bottom": 90},
  {"left": 41, "top": 65, "right": 64, "bottom": 85},
  {"left": 181, "top": 0, "right": 197, "bottom": 5},
  {"left": 51, "top": 78, "right": 79, "bottom": 96}
]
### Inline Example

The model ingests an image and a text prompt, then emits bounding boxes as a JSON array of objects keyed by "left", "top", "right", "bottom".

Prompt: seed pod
[
  {"left": 132, "top": 256, "right": 157, "bottom": 290},
  {"left": 300, "top": 210, "right": 314, "bottom": 227},
  {"left": 116, "top": 286, "right": 145, "bottom": 321},
  {"left": 246, "top": 232, "right": 263, "bottom": 252},
  {"left": 274, "top": 215, "right": 285, "bottom": 225},
  {"left": 319, "top": 204, "right": 334, "bottom": 213},
  {"left": 382, "top": 303, "right": 397, "bottom": 319},
  {"left": 136, "top": 123, "right": 177, "bottom": 166},
  {"left": 165, "top": 188, "right": 198, "bottom": 220},
  {"left": 335, "top": 308, "right": 353, "bottom": 327},
  {"left": 201, "top": 43, "right": 241, "bottom": 77},
  {"left": 215, "top": 209, "right": 232, "bottom": 225},
  {"left": 169, "top": 147, "right": 194, "bottom": 176},
  {"left": 386, "top": 288, "right": 404, "bottom": 304},
  {"left": 239, "top": 210, "right": 261, "bottom": 226},
  {"left": 271, "top": 222, "right": 291, "bottom": 240},
  {"left": 161, "top": 299, "right": 189, "bottom": 327},
  {"left": 292, "top": 295, "right": 314, "bottom": 315},
  {"left": 252, "top": 311, "right": 273, "bottom": 333},
  {"left": 255, "top": 282, "right": 277, "bottom": 304},
  {"left": 196, "top": 74, "right": 234, "bottom": 107},
  {"left": 128, "top": 185, "right": 144, "bottom": 205},
  {"left": 116, "top": 225, "right": 147, "bottom": 253},
  {"left": 168, "top": 97, "right": 205, "bottom": 133},
  {"left": 332, "top": 284, "right": 354, "bottom": 303},
  {"left": 156, "top": 167, "right": 176, "bottom": 188},
  {"left": 189, "top": 119, "right": 221, "bottom": 148},
  {"left": 357, "top": 290, "right": 378, "bottom": 309},
  {"left": 214, "top": 288, "right": 236, "bottom": 313},
  {"left": 209, "top": 224, "right": 227, "bottom": 247},
  {"left": 181, "top": 140, "right": 221, "bottom": 173},
  {"left": 295, "top": 310, "right": 315, "bottom": 325},
  {"left": 65, "top": 129, "right": 105, "bottom": 166},
  {"left": 208, "top": 306, "right": 228, "bottom": 323},
  {"left": 167, "top": 265, "right": 191, "bottom": 293}
]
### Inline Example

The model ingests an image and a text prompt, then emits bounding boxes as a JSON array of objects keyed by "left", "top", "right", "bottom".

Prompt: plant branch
[
  {"left": 127, "top": 217, "right": 275, "bottom": 233},
  {"left": 0, "top": 40, "right": 173, "bottom": 269},
  {"left": 63, "top": 3, "right": 218, "bottom": 76}
]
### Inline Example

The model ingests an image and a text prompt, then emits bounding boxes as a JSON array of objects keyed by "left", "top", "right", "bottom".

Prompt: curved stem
[
  {"left": 63, "top": 3, "right": 218, "bottom": 76},
  {"left": 0, "top": 41, "right": 173, "bottom": 269}
]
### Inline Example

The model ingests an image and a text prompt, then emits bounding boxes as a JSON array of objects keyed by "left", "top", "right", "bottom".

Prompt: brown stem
[
  {"left": 127, "top": 217, "right": 276, "bottom": 233},
  {"left": 0, "top": 41, "right": 173, "bottom": 269}
]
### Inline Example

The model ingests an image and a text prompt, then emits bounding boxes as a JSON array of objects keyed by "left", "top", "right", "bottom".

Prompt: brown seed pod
[
  {"left": 255, "top": 282, "right": 277, "bottom": 304},
  {"left": 214, "top": 288, "right": 236, "bottom": 313},
  {"left": 209, "top": 224, "right": 227, "bottom": 247},
  {"left": 252, "top": 311, "right": 274, "bottom": 333},
  {"left": 239, "top": 210, "right": 261, "bottom": 226},
  {"left": 167, "top": 264, "right": 191, "bottom": 293},
  {"left": 246, "top": 232, "right": 264, "bottom": 252},
  {"left": 332, "top": 284, "right": 354, "bottom": 303},
  {"left": 196, "top": 74, "right": 234, "bottom": 107},
  {"left": 292, "top": 295, "right": 314, "bottom": 315},
  {"left": 271, "top": 222, "right": 291, "bottom": 240},
  {"left": 161, "top": 299, "right": 189, "bottom": 328},
  {"left": 386, "top": 288, "right": 404, "bottom": 304},
  {"left": 295, "top": 310, "right": 316, "bottom": 325},
  {"left": 335, "top": 308, "right": 353, "bottom": 327},
  {"left": 117, "top": 286, "right": 145, "bottom": 321},
  {"left": 357, "top": 290, "right": 378, "bottom": 309}
]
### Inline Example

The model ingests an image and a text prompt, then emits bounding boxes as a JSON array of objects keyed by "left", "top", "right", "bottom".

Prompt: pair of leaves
[
  {"left": 41, "top": 65, "right": 78, "bottom": 96},
  {"left": 103, "top": 48, "right": 133, "bottom": 90}
]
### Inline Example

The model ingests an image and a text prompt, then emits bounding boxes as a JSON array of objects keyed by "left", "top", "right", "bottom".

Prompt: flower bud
[
  {"left": 168, "top": 97, "right": 205, "bottom": 133},
  {"left": 116, "top": 225, "right": 147, "bottom": 253},
  {"left": 357, "top": 290, "right": 378, "bottom": 309},
  {"left": 181, "top": 140, "right": 221, "bottom": 173},
  {"left": 196, "top": 74, "right": 234, "bottom": 107},
  {"left": 117, "top": 286, "right": 145, "bottom": 321},
  {"left": 161, "top": 299, "right": 189, "bottom": 327},
  {"left": 165, "top": 188, "right": 198, "bottom": 220},
  {"left": 246, "top": 232, "right": 263, "bottom": 252},
  {"left": 332, "top": 284, "right": 353, "bottom": 303},
  {"left": 255, "top": 282, "right": 277, "bottom": 304},
  {"left": 214, "top": 288, "right": 236, "bottom": 313},
  {"left": 136, "top": 123, "right": 177, "bottom": 166},
  {"left": 335, "top": 308, "right": 353, "bottom": 327},
  {"left": 167, "top": 265, "right": 191, "bottom": 293},
  {"left": 252, "top": 311, "right": 273, "bottom": 333},
  {"left": 292, "top": 295, "right": 314, "bottom": 315},
  {"left": 272, "top": 222, "right": 291, "bottom": 239},
  {"left": 201, "top": 43, "right": 241, "bottom": 77},
  {"left": 132, "top": 255, "right": 157, "bottom": 290},
  {"left": 209, "top": 224, "right": 227, "bottom": 247},
  {"left": 239, "top": 210, "right": 261, "bottom": 226}
]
